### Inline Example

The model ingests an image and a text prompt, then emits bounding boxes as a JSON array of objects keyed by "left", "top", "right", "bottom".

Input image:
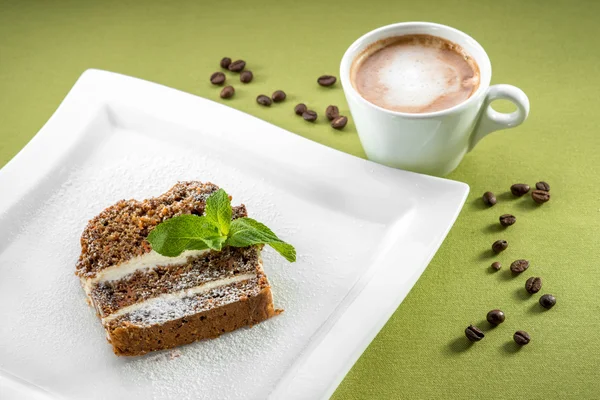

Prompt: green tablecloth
[{"left": 2, "top": 1, "right": 599, "bottom": 398}]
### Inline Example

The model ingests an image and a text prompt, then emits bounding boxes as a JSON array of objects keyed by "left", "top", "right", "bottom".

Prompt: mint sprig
[
  {"left": 228, "top": 217, "right": 296, "bottom": 262},
  {"left": 147, "top": 189, "right": 296, "bottom": 262},
  {"left": 204, "top": 188, "right": 232, "bottom": 236}
]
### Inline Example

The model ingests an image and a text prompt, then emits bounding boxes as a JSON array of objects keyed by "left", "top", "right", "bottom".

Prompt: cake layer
[
  {"left": 106, "top": 272, "right": 268, "bottom": 327},
  {"left": 106, "top": 285, "right": 275, "bottom": 356},
  {"left": 102, "top": 273, "right": 257, "bottom": 323},
  {"left": 82, "top": 248, "right": 211, "bottom": 293},
  {"left": 90, "top": 246, "right": 262, "bottom": 317},
  {"left": 75, "top": 181, "right": 247, "bottom": 279}
]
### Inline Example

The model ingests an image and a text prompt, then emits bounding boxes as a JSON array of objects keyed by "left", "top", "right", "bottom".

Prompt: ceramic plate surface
[{"left": 0, "top": 70, "right": 468, "bottom": 400}]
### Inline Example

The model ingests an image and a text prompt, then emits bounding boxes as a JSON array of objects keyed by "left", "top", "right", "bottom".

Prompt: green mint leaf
[
  {"left": 148, "top": 189, "right": 296, "bottom": 263},
  {"left": 147, "top": 214, "right": 227, "bottom": 256},
  {"left": 227, "top": 217, "right": 296, "bottom": 262},
  {"left": 205, "top": 188, "right": 232, "bottom": 236},
  {"left": 198, "top": 235, "right": 228, "bottom": 251},
  {"left": 228, "top": 218, "right": 279, "bottom": 245},
  {"left": 268, "top": 242, "right": 297, "bottom": 263}
]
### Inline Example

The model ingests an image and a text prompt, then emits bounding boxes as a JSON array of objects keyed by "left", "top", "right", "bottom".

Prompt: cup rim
[{"left": 340, "top": 22, "right": 492, "bottom": 119}]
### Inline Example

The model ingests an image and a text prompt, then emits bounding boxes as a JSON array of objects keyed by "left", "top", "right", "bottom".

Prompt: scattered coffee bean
[
  {"left": 510, "top": 259, "right": 529, "bottom": 273},
  {"left": 482, "top": 191, "right": 497, "bottom": 206},
  {"left": 486, "top": 309, "right": 505, "bottom": 326},
  {"left": 294, "top": 103, "right": 308, "bottom": 116},
  {"left": 326, "top": 105, "right": 340, "bottom": 121},
  {"left": 525, "top": 277, "right": 542, "bottom": 294},
  {"left": 228, "top": 59, "right": 246, "bottom": 72},
  {"left": 256, "top": 94, "right": 272, "bottom": 106},
  {"left": 240, "top": 70, "right": 253, "bottom": 83},
  {"left": 532, "top": 190, "right": 550, "bottom": 204},
  {"left": 491, "top": 261, "right": 502, "bottom": 271},
  {"left": 539, "top": 294, "right": 556, "bottom": 309},
  {"left": 272, "top": 90, "right": 286, "bottom": 103},
  {"left": 536, "top": 181, "right": 550, "bottom": 191},
  {"left": 499, "top": 214, "right": 516, "bottom": 227},
  {"left": 317, "top": 75, "right": 337, "bottom": 87},
  {"left": 511, "top": 183, "right": 530, "bottom": 197},
  {"left": 513, "top": 330, "right": 531, "bottom": 346},
  {"left": 492, "top": 240, "right": 508, "bottom": 254},
  {"left": 331, "top": 116, "right": 348, "bottom": 130},
  {"left": 220, "top": 85, "right": 235, "bottom": 99},
  {"left": 210, "top": 72, "right": 226, "bottom": 85},
  {"left": 220, "top": 57, "right": 232, "bottom": 69},
  {"left": 465, "top": 325, "right": 485, "bottom": 342},
  {"left": 302, "top": 110, "right": 318, "bottom": 122}
]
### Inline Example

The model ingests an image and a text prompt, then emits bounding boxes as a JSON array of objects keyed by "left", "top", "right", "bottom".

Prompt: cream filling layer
[
  {"left": 82, "top": 249, "right": 211, "bottom": 294},
  {"left": 101, "top": 272, "right": 256, "bottom": 323}
]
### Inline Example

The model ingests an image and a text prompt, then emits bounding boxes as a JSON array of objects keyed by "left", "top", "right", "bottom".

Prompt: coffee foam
[{"left": 351, "top": 35, "right": 480, "bottom": 113}]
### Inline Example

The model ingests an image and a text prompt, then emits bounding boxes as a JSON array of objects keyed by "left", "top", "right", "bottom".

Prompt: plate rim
[{"left": 0, "top": 69, "right": 469, "bottom": 399}]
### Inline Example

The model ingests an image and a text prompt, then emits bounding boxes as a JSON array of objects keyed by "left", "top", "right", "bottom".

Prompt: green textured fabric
[{"left": 1, "top": 1, "right": 599, "bottom": 398}]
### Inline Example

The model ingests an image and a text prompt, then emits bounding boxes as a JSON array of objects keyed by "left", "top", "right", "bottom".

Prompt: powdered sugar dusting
[
  {"left": 0, "top": 123, "right": 386, "bottom": 399},
  {"left": 116, "top": 276, "right": 261, "bottom": 326}
]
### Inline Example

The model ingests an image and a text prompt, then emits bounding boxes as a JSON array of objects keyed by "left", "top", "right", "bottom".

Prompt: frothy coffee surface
[{"left": 351, "top": 34, "right": 480, "bottom": 113}]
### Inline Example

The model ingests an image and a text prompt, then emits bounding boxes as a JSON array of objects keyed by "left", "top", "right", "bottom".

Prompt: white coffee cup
[{"left": 340, "top": 22, "right": 530, "bottom": 176}]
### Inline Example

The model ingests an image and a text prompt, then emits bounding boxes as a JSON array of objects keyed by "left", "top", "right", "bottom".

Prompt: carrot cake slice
[{"left": 75, "top": 181, "right": 276, "bottom": 356}]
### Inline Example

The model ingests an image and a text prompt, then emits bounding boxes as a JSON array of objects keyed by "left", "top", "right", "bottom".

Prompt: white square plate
[{"left": 0, "top": 70, "right": 468, "bottom": 400}]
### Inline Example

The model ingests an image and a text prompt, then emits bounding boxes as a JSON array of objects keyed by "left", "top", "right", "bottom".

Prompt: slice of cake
[{"left": 76, "top": 181, "right": 276, "bottom": 356}]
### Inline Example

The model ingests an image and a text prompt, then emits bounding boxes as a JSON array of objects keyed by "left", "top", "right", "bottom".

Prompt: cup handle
[{"left": 468, "top": 84, "right": 530, "bottom": 151}]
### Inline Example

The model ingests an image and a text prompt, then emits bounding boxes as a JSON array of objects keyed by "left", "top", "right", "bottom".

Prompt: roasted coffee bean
[
  {"left": 499, "top": 214, "right": 516, "bottom": 227},
  {"left": 256, "top": 94, "right": 272, "bottom": 106},
  {"left": 532, "top": 190, "right": 550, "bottom": 204},
  {"left": 486, "top": 309, "right": 505, "bottom": 326},
  {"left": 302, "top": 110, "right": 318, "bottom": 122},
  {"left": 482, "top": 191, "right": 497, "bottom": 206},
  {"left": 272, "top": 90, "right": 286, "bottom": 102},
  {"left": 510, "top": 259, "right": 530, "bottom": 273},
  {"left": 492, "top": 240, "right": 508, "bottom": 254},
  {"left": 331, "top": 116, "right": 348, "bottom": 130},
  {"left": 317, "top": 75, "right": 337, "bottom": 86},
  {"left": 220, "top": 57, "right": 232, "bottom": 69},
  {"left": 220, "top": 85, "right": 235, "bottom": 99},
  {"left": 525, "top": 277, "right": 542, "bottom": 294},
  {"left": 536, "top": 181, "right": 550, "bottom": 191},
  {"left": 240, "top": 70, "right": 253, "bottom": 83},
  {"left": 514, "top": 330, "right": 531, "bottom": 345},
  {"left": 511, "top": 183, "right": 530, "bottom": 197},
  {"left": 326, "top": 105, "right": 340, "bottom": 121},
  {"left": 491, "top": 261, "right": 502, "bottom": 271},
  {"left": 294, "top": 103, "right": 307, "bottom": 115},
  {"left": 539, "top": 294, "right": 556, "bottom": 309},
  {"left": 228, "top": 59, "right": 246, "bottom": 72},
  {"left": 210, "top": 72, "right": 226, "bottom": 85},
  {"left": 465, "top": 325, "right": 485, "bottom": 342}
]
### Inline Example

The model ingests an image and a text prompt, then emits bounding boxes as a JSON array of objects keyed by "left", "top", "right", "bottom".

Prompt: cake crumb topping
[{"left": 76, "top": 181, "right": 247, "bottom": 278}]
